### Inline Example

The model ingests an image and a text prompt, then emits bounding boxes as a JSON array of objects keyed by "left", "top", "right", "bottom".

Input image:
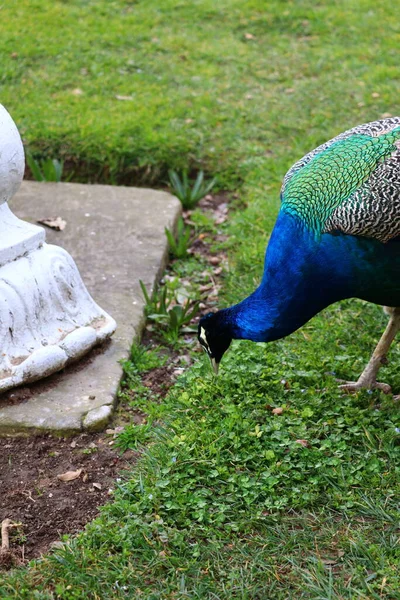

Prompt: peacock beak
[{"left": 210, "top": 357, "right": 219, "bottom": 375}]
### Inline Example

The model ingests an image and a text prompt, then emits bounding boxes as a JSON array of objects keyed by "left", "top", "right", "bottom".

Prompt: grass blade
[{"left": 26, "top": 151, "right": 45, "bottom": 181}]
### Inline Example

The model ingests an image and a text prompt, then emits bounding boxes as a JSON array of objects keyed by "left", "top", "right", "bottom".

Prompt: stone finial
[
  {"left": 0, "top": 104, "right": 25, "bottom": 205},
  {"left": 0, "top": 105, "right": 116, "bottom": 393}
]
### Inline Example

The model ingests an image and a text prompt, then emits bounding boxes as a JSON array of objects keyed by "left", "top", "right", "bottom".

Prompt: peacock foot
[{"left": 337, "top": 379, "right": 392, "bottom": 394}]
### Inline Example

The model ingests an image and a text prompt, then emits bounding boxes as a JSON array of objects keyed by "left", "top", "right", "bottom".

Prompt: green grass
[
  {"left": 2, "top": 0, "right": 399, "bottom": 186},
  {"left": 1, "top": 0, "right": 400, "bottom": 598},
  {"left": 2, "top": 311, "right": 400, "bottom": 598}
]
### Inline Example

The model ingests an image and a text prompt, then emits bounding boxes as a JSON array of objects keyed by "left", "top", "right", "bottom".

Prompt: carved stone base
[{"left": 0, "top": 242, "right": 116, "bottom": 392}]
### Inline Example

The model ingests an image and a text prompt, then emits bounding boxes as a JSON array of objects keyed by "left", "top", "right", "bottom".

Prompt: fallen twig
[{"left": 0, "top": 519, "right": 22, "bottom": 567}]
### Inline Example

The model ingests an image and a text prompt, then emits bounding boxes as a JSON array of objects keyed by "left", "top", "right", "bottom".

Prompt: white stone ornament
[{"left": 0, "top": 105, "right": 116, "bottom": 392}]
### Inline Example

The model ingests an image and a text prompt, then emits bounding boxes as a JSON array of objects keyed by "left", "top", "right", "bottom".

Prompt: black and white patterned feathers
[{"left": 281, "top": 117, "right": 400, "bottom": 243}]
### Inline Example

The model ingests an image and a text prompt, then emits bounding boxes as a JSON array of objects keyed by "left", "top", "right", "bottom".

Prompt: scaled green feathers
[{"left": 282, "top": 127, "right": 400, "bottom": 236}]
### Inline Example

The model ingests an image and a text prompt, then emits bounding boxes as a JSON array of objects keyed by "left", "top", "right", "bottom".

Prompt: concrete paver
[{"left": 0, "top": 181, "right": 180, "bottom": 435}]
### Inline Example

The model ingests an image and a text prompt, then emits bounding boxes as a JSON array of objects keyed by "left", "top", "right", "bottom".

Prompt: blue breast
[{"left": 231, "top": 211, "right": 400, "bottom": 342}]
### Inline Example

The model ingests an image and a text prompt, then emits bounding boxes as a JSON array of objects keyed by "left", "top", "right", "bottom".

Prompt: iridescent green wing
[{"left": 281, "top": 118, "right": 400, "bottom": 242}]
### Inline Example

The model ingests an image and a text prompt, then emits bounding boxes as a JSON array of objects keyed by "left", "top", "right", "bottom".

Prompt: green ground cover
[{"left": 1, "top": 0, "right": 400, "bottom": 597}]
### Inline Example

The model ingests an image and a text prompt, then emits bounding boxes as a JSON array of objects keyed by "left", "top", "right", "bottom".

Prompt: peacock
[{"left": 198, "top": 117, "right": 400, "bottom": 393}]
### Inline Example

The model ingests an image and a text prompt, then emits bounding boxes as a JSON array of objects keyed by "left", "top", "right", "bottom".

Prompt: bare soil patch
[{"left": 0, "top": 432, "right": 137, "bottom": 565}]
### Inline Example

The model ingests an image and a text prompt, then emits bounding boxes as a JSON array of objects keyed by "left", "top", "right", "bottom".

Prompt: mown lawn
[{"left": 1, "top": 0, "right": 400, "bottom": 598}]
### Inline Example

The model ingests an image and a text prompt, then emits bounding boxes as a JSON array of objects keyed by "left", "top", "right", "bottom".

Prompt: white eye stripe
[{"left": 199, "top": 326, "right": 211, "bottom": 354}]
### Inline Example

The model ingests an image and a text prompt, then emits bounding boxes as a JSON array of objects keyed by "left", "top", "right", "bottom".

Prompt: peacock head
[{"left": 198, "top": 311, "right": 232, "bottom": 374}]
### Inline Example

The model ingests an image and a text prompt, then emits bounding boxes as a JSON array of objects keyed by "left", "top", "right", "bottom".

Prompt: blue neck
[{"left": 222, "top": 212, "right": 357, "bottom": 342}]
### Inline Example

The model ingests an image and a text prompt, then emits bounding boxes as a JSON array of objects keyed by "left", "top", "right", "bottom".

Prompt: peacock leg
[{"left": 338, "top": 307, "right": 400, "bottom": 394}]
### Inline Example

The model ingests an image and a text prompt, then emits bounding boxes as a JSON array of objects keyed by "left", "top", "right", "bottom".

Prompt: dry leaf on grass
[
  {"left": 37, "top": 217, "right": 67, "bottom": 231},
  {"left": 105, "top": 427, "right": 124, "bottom": 436},
  {"left": 295, "top": 439, "right": 309, "bottom": 447},
  {"left": 213, "top": 203, "right": 229, "bottom": 225},
  {"left": 57, "top": 469, "right": 82, "bottom": 482},
  {"left": 321, "top": 558, "right": 338, "bottom": 566}
]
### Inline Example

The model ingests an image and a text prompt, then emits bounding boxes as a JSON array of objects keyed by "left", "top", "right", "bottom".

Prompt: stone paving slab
[{"left": 0, "top": 181, "right": 181, "bottom": 435}]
